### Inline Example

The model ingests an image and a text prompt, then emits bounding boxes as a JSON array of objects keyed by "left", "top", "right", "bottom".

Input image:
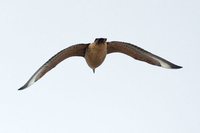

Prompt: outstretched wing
[
  {"left": 19, "top": 43, "right": 89, "bottom": 90},
  {"left": 107, "top": 41, "right": 182, "bottom": 69}
]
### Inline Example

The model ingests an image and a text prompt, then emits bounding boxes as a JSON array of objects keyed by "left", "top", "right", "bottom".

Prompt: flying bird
[{"left": 19, "top": 38, "right": 182, "bottom": 90}]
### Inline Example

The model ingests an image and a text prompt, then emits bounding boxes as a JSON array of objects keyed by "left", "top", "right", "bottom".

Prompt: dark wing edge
[
  {"left": 18, "top": 43, "right": 89, "bottom": 90},
  {"left": 107, "top": 41, "right": 182, "bottom": 69}
]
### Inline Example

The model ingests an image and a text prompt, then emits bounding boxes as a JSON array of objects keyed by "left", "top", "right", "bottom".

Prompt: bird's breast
[{"left": 85, "top": 43, "right": 107, "bottom": 69}]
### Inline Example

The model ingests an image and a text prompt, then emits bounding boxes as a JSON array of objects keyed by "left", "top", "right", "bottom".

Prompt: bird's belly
[{"left": 85, "top": 48, "right": 107, "bottom": 69}]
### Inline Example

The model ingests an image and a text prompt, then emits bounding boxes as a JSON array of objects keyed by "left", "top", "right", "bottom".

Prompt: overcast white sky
[{"left": 0, "top": 0, "right": 200, "bottom": 133}]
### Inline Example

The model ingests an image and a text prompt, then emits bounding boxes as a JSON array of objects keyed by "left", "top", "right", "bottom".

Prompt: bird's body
[
  {"left": 19, "top": 38, "right": 182, "bottom": 90},
  {"left": 85, "top": 38, "right": 107, "bottom": 72}
]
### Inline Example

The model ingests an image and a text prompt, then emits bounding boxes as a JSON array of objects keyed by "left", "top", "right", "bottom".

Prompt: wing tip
[
  {"left": 18, "top": 85, "right": 27, "bottom": 91},
  {"left": 170, "top": 64, "right": 183, "bottom": 69},
  {"left": 18, "top": 82, "right": 31, "bottom": 90},
  {"left": 159, "top": 61, "right": 183, "bottom": 69}
]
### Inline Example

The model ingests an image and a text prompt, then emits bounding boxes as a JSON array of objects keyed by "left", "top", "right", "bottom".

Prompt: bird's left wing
[
  {"left": 107, "top": 41, "right": 182, "bottom": 69},
  {"left": 19, "top": 43, "right": 89, "bottom": 90}
]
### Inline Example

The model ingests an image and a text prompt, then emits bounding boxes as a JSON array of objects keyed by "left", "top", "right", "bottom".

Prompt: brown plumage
[{"left": 19, "top": 38, "right": 182, "bottom": 90}]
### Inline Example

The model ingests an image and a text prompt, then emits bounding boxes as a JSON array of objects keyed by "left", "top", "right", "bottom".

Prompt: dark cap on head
[{"left": 94, "top": 38, "right": 107, "bottom": 44}]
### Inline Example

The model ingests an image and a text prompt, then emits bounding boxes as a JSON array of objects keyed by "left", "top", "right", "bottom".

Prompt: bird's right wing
[{"left": 19, "top": 43, "right": 89, "bottom": 90}]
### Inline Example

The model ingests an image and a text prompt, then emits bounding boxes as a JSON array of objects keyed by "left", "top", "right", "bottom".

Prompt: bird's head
[{"left": 94, "top": 38, "right": 107, "bottom": 44}]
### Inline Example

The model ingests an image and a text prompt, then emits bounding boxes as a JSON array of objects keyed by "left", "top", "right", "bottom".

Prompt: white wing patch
[
  {"left": 151, "top": 56, "right": 171, "bottom": 69},
  {"left": 26, "top": 67, "right": 44, "bottom": 88}
]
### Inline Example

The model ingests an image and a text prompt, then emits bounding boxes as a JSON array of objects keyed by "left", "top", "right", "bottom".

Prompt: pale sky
[{"left": 0, "top": 0, "right": 200, "bottom": 133}]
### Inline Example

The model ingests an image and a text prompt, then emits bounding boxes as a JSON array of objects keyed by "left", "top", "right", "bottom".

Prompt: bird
[{"left": 18, "top": 38, "right": 182, "bottom": 90}]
